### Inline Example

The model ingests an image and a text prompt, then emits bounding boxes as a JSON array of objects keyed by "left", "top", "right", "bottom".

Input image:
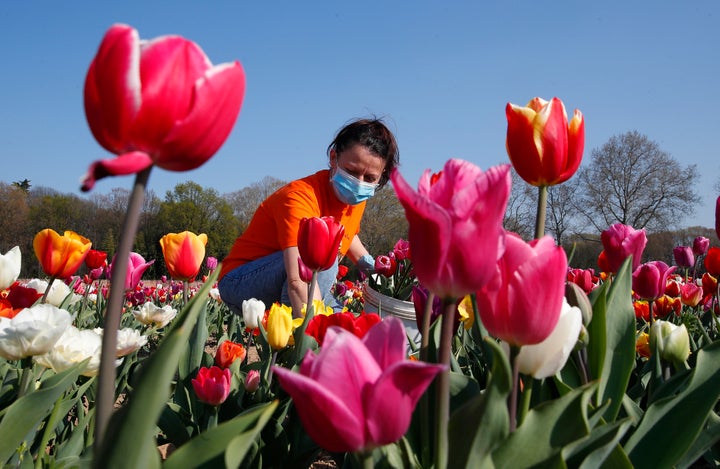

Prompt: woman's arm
[
  {"left": 283, "top": 246, "right": 322, "bottom": 318},
  {"left": 346, "top": 235, "right": 370, "bottom": 263}
]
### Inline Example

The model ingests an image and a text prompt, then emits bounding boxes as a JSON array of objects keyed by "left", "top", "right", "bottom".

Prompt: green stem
[
  {"left": 94, "top": 166, "right": 152, "bottom": 455},
  {"left": 508, "top": 345, "right": 521, "bottom": 432},
  {"left": 35, "top": 393, "right": 67, "bottom": 468},
  {"left": 17, "top": 357, "right": 35, "bottom": 398},
  {"left": 434, "top": 298, "right": 456, "bottom": 469},
  {"left": 517, "top": 373, "right": 532, "bottom": 427},
  {"left": 354, "top": 450, "right": 374, "bottom": 469},
  {"left": 207, "top": 405, "right": 219, "bottom": 430},
  {"left": 266, "top": 351, "right": 278, "bottom": 387},
  {"left": 419, "top": 291, "right": 434, "bottom": 468},
  {"left": 183, "top": 280, "right": 188, "bottom": 305},
  {"left": 292, "top": 270, "right": 318, "bottom": 364},
  {"left": 534, "top": 185, "right": 548, "bottom": 240}
]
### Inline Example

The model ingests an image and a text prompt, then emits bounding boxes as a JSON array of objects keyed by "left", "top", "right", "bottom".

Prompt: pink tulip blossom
[
  {"left": 598, "top": 223, "right": 647, "bottom": 273},
  {"left": 672, "top": 246, "right": 694, "bottom": 269},
  {"left": 82, "top": 24, "right": 245, "bottom": 191},
  {"left": 191, "top": 366, "right": 232, "bottom": 406},
  {"left": 632, "top": 261, "right": 676, "bottom": 301},
  {"left": 693, "top": 236, "right": 710, "bottom": 257},
  {"left": 391, "top": 159, "right": 510, "bottom": 299},
  {"left": 108, "top": 252, "right": 154, "bottom": 291},
  {"left": 475, "top": 233, "right": 568, "bottom": 347},
  {"left": 273, "top": 317, "right": 445, "bottom": 453}
]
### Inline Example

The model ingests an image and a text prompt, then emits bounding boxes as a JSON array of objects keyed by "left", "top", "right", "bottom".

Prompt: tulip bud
[
  {"left": 245, "top": 370, "right": 260, "bottom": 393},
  {"left": 565, "top": 282, "right": 593, "bottom": 326},
  {"left": 649, "top": 320, "right": 690, "bottom": 363},
  {"left": 242, "top": 298, "right": 265, "bottom": 329},
  {"left": 297, "top": 217, "right": 345, "bottom": 272},
  {"left": 672, "top": 246, "right": 694, "bottom": 269},
  {"left": 693, "top": 236, "right": 710, "bottom": 256},
  {"left": 191, "top": 366, "right": 232, "bottom": 406},
  {"left": 297, "top": 257, "right": 313, "bottom": 283},
  {"left": 266, "top": 303, "right": 293, "bottom": 350}
]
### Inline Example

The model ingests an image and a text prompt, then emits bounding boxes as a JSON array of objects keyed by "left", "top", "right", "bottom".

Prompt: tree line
[{"left": 1, "top": 130, "right": 713, "bottom": 280}]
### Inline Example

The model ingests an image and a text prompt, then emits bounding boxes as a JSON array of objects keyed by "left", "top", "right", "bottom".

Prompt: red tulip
[
  {"left": 85, "top": 249, "right": 108, "bottom": 270},
  {"left": 191, "top": 366, "right": 232, "bottom": 406},
  {"left": 632, "top": 261, "right": 676, "bottom": 301},
  {"left": 705, "top": 247, "right": 720, "bottom": 277},
  {"left": 505, "top": 97, "right": 584, "bottom": 186},
  {"left": 475, "top": 233, "right": 568, "bottom": 347},
  {"left": 297, "top": 257, "right": 313, "bottom": 283},
  {"left": 599, "top": 223, "right": 647, "bottom": 273},
  {"left": 392, "top": 239, "right": 411, "bottom": 261},
  {"left": 716, "top": 196, "right": 720, "bottom": 241},
  {"left": 214, "top": 340, "right": 246, "bottom": 368},
  {"left": 567, "top": 268, "right": 597, "bottom": 294},
  {"left": 274, "top": 317, "right": 445, "bottom": 453},
  {"left": 653, "top": 295, "right": 681, "bottom": 319},
  {"left": 391, "top": 159, "right": 510, "bottom": 299},
  {"left": 297, "top": 217, "right": 345, "bottom": 272},
  {"left": 82, "top": 24, "right": 245, "bottom": 192},
  {"left": 159, "top": 231, "right": 208, "bottom": 281},
  {"left": 374, "top": 255, "right": 397, "bottom": 277},
  {"left": 33, "top": 229, "right": 92, "bottom": 279},
  {"left": 305, "top": 312, "right": 381, "bottom": 345}
]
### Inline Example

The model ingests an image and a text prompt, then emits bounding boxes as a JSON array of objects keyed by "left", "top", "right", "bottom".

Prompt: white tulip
[
  {"left": 35, "top": 326, "right": 121, "bottom": 377},
  {"left": 650, "top": 320, "right": 691, "bottom": 363},
  {"left": 25, "top": 278, "right": 82, "bottom": 307},
  {"left": 514, "top": 299, "right": 583, "bottom": 379},
  {"left": 93, "top": 327, "right": 148, "bottom": 357},
  {"left": 0, "top": 304, "right": 73, "bottom": 360},
  {"left": 242, "top": 298, "right": 266, "bottom": 329},
  {"left": 0, "top": 246, "right": 21, "bottom": 290},
  {"left": 132, "top": 302, "right": 177, "bottom": 328}
]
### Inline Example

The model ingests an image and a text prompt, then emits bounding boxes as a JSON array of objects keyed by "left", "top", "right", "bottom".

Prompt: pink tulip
[
  {"left": 81, "top": 24, "right": 245, "bottom": 192},
  {"left": 273, "top": 317, "right": 445, "bottom": 453},
  {"left": 693, "top": 236, "right": 710, "bottom": 257},
  {"left": 672, "top": 246, "right": 694, "bottom": 269},
  {"left": 599, "top": 223, "right": 647, "bottom": 273},
  {"left": 244, "top": 370, "right": 261, "bottom": 393},
  {"left": 475, "top": 233, "right": 568, "bottom": 347},
  {"left": 108, "top": 252, "right": 154, "bottom": 291},
  {"left": 191, "top": 366, "right": 232, "bottom": 406},
  {"left": 391, "top": 159, "right": 510, "bottom": 299},
  {"left": 632, "top": 261, "right": 676, "bottom": 301},
  {"left": 680, "top": 282, "right": 703, "bottom": 307}
]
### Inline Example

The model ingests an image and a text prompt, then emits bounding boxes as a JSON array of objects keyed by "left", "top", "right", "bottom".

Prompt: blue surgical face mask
[{"left": 331, "top": 166, "right": 378, "bottom": 205}]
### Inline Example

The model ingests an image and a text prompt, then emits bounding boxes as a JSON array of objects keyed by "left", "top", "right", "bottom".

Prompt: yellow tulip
[
  {"left": 159, "top": 231, "right": 208, "bottom": 281},
  {"left": 301, "top": 299, "right": 333, "bottom": 317},
  {"left": 457, "top": 295, "right": 475, "bottom": 330},
  {"left": 33, "top": 229, "right": 92, "bottom": 279},
  {"left": 267, "top": 303, "right": 293, "bottom": 350}
]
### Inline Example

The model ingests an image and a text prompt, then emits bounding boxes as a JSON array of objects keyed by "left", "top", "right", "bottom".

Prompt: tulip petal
[
  {"left": 362, "top": 316, "right": 406, "bottom": 369},
  {"left": 81, "top": 151, "right": 153, "bottom": 191}
]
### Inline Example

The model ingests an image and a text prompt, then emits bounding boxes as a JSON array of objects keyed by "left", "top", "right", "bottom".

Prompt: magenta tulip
[
  {"left": 475, "top": 233, "right": 568, "bottom": 347},
  {"left": 391, "top": 159, "right": 511, "bottom": 299},
  {"left": 693, "top": 236, "right": 710, "bottom": 257},
  {"left": 191, "top": 366, "right": 232, "bottom": 406},
  {"left": 599, "top": 223, "right": 647, "bottom": 273},
  {"left": 81, "top": 24, "right": 245, "bottom": 191},
  {"left": 632, "top": 261, "right": 676, "bottom": 301},
  {"left": 672, "top": 246, "right": 695, "bottom": 269},
  {"left": 273, "top": 317, "right": 445, "bottom": 453}
]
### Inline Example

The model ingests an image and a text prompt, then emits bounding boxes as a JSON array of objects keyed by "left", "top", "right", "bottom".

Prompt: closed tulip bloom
[
  {"left": 672, "top": 246, "right": 694, "bottom": 269},
  {"left": 85, "top": 249, "right": 108, "bottom": 270},
  {"left": 632, "top": 261, "right": 676, "bottom": 301},
  {"left": 274, "top": 317, "right": 445, "bottom": 453},
  {"left": 215, "top": 340, "right": 246, "bottom": 368},
  {"left": 680, "top": 282, "right": 704, "bottom": 307},
  {"left": 505, "top": 97, "right": 584, "bottom": 187},
  {"left": 297, "top": 257, "right": 313, "bottom": 283},
  {"left": 242, "top": 298, "right": 265, "bottom": 329},
  {"left": 391, "top": 160, "right": 511, "bottom": 299},
  {"left": 513, "top": 299, "right": 583, "bottom": 379},
  {"left": 0, "top": 304, "right": 73, "bottom": 360},
  {"left": 33, "top": 229, "right": 92, "bottom": 279},
  {"left": 205, "top": 256, "right": 218, "bottom": 272},
  {"left": 476, "top": 233, "right": 568, "bottom": 347},
  {"left": 650, "top": 320, "right": 690, "bottom": 363},
  {"left": 244, "top": 369, "right": 261, "bottom": 393},
  {"left": 392, "top": 239, "right": 411, "bottom": 261},
  {"left": 82, "top": 24, "right": 245, "bottom": 192},
  {"left": 266, "top": 303, "right": 293, "bottom": 350},
  {"left": 160, "top": 231, "right": 208, "bottom": 281},
  {"left": 298, "top": 217, "right": 345, "bottom": 272},
  {"left": 192, "top": 366, "right": 232, "bottom": 406},
  {"left": 109, "top": 252, "right": 155, "bottom": 291},
  {"left": 599, "top": 223, "right": 647, "bottom": 273},
  {"left": 704, "top": 247, "right": 720, "bottom": 277},
  {"left": 693, "top": 236, "right": 710, "bottom": 257},
  {"left": 0, "top": 246, "right": 21, "bottom": 290},
  {"left": 374, "top": 254, "right": 397, "bottom": 277}
]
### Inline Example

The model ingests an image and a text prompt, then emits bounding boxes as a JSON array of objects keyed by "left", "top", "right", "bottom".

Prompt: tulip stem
[
  {"left": 435, "top": 298, "right": 456, "bottom": 469},
  {"left": 40, "top": 276, "right": 56, "bottom": 304},
  {"left": 534, "top": 185, "right": 548, "bottom": 240},
  {"left": 508, "top": 345, "right": 521, "bottom": 432},
  {"left": 94, "top": 166, "right": 152, "bottom": 455},
  {"left": 292, "top": 271, "right": 318, "bottom": 365},
  {"left": 17, "top": 357, "right": 35, "bottom": 398},
  {"left": 419, "top": 292, "right": 434, "bottom": 467},
  {"left": 518, "top": 374, "right": 532, "bottom": 427}
]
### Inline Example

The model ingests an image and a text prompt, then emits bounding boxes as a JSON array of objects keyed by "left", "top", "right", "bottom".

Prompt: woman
[{"left": 218, "top": 118, "right": 399, "bottom": 317}]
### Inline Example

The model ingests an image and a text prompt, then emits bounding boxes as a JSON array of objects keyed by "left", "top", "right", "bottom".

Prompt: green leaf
[
  {"left": 586, "top": 258, "right": 636, "bottom": 421},
  {"left": 94, "top": 269, "right": 219, "bottom": 468},
  {"left": 0, "top": 360, "right": 85, "bottom": 464},
  {"left": 562, "top": 418, "right": 633, "bottom": 468},
  {"left": 676, "top": 411, "right": 720, "bottom": 468},
  {"left": 448, "top": 339, "right": 511, "bottom": 468},
  {"left": 491, "top": 382, "right": 598, "bottom": 467},
  {"left": 161, "top": 400, "right": 277, "bottom": 469},
  {"left": 178, "top": 303, "right": 209, "bottom": 381},
  {"left": 625, "top": 340, "right": 720, "bottom": 468}
]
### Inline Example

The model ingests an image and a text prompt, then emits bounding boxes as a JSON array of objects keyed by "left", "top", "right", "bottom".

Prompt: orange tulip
[
  {"left": 33, "top": 229, "right": 92, "bottom": 279},
  {"left": 159, "top": 231, "right": 208, "bottom": 281},
  {"left": 214, "top": 340, "right": 246, "bottom": 368}
]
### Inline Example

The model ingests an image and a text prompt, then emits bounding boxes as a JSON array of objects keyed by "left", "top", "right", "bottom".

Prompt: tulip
[
  {"left": 512, "top": 299, "right": 582, "bottom": 379},
  {"left": 374, "top": 254, "right": 397, "bottom": 277},
  {"left": 636, "top": 332, "right": 651, "bottom": 359},
  {"left": 191, "top": 366, "right": 232, "bottom": 406},
  {"left": 672, "top": 246, "right": 694, "bottom": 269},
  {"left": 505, "top": 97, "right": 584, "bottom": 187},
  {"left": 664, "top": 279, "right": 681, "bottom": 298},
  {"left": 273, "top": 317, "right": 445, "bottom": 453},
  {"left": 693, "top": 236, "right": 710, "bottom": 257},
  {"left": 297, "top": 257, "right": 313, "bottom": 283},
  {"left": 653, "top": 295, "right": 681, "bottom": 319},
  {"left": 81, "top": 24, "right": 246, "bottom": 192},
  {"left": 716, "top": 196, "right": 720, "bottom": 242},
  {"left": 702, "top": 273, "right": 718, "bottom": 299},
  {"left": 244, "top": 369, "right": 261, "bottom": 393},
  {"left": 680, "top": 282, "right": 704, "bottom": 307},
  {"left": 266, "top": 303, "right": 293, "bottom": 350},
  {"left": 650, "top": 320, "right": 690, "bottom": 363},
  {"left": 113, "top": 327, "right": 148, "bottom": 357},
  {"left": 567, "top": 267, "right": 596, "bottom": 294},
  {"left": 85, "top": 249, "right": 108, "bottom": 270},
  {"left": 215, "top": 340, "right": 246, "bottom": 368},
  {"left": 599, "top": 223, "right": 647, "bottom": 273},
  {"left": 26, "top": 278, "right": 81, "bottom": 308},
  {"left": 475, "top": 233, "right": 568, "bottom": 346},
  {"left": 392, "top": 239, "right": 411, "bottom": 261},
  {"left": 0, "top": 246, "right": 21, "bottom": 291},
  {"left": 301, "top": 299, "right": 334, "bottom": 317},
  {"left": 33, "top": 229, "right": 92, "bottom": 279},
  {"left": 0, "top": 282, "right": 43, "bottom": 319},
  {"left": 391, "top": 159, "right": 510, "bottom": 299},
  {"left": 297, "top": 217, "right": 345, "bottom": 272},
  {"left": 109, "top": 252, "right": 154, "bottom": 291},
  {"left": 632, "top": 261, "right": 676, "bottom": 301},
  {"left": 242, "top": 298, "right": 265, "bottom": 329},
  {"left": 34, "top": 326, "right": 119, "bottom": 377},
  {"left": 160, "top": 231, "right": 208, "bottom": 281},
  {"left": 0, "top": 304, "right": 73, "bottom": 360},
  {"left": 206, "top": 256, "right": 218, "bottom": 272},
  {"left": 132, "top": 302, "right": 177, "bottom": 328},
  {"left": 704, "top": 247, "right": 720, "bottom": 277},
  {"left": 305, "top": 311, "right": 381, "bottom": 346}
]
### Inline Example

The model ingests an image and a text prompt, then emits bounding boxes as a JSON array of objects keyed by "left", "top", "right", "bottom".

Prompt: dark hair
[{"left": 326, "top": 117, "right": 399, "bottom": 188}]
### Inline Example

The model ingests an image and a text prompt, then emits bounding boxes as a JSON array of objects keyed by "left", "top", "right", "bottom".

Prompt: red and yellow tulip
[
  {"left": 160, "top": 231, "right": 208, "bottom": 282},
  {"left": 33, "top": 229, "right": 92, "bottom": 279}
]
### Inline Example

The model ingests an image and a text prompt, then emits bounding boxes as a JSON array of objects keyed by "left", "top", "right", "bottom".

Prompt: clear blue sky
[{"left": 1, "top": 2, "right": 718, "bottom": 229}]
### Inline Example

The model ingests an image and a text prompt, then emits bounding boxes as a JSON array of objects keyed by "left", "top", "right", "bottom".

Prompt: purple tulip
[{"left": 672, "top": 246, "right": 694, "bottom": 269}]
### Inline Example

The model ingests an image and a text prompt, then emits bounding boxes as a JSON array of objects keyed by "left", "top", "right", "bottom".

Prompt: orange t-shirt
[{"left": 219, "top": 169, "right": 365, "bottom": 279}]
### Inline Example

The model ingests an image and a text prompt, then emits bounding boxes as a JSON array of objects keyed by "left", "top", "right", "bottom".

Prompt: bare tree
[
  {"left": 577, "top": 131, "right": 700, "bottom": 232},
  {"left": 503, "top": 169, "right": 535, "bottom": 239},
  {"left": 546, "top": 179, "right": 581, "bottom": 245},
  {"left": 361, "top": 186, "right": 409, "bottom": 256},
  {"left": 224, "top": 176, "right": 287, "bottom": 231}
]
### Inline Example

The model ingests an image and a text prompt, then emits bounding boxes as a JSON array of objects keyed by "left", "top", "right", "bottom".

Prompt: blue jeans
[{"left": 218, "top": 251, "right": 341, "bottom": 315}]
